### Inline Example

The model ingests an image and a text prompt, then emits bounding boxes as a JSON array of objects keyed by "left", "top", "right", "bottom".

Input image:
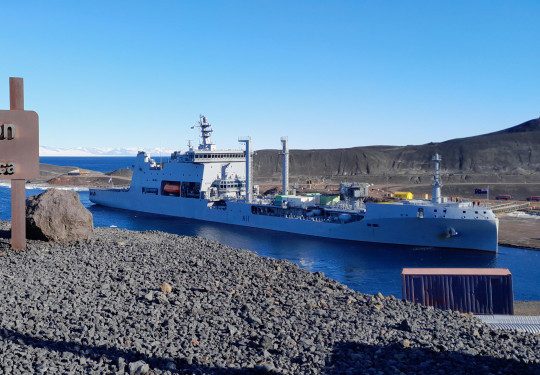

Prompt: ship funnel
[
  {"left": 280, "top": 137, "right": 289, "bottom": 195},
  {"left": 432, "top": 153, "right": 442, "bottom": 204},
  {"left": 239, "top": 137, "right": 253, "bottom": 202}
]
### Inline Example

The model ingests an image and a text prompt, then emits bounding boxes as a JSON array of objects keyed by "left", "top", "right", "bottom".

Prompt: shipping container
[
  {"left": 394, "top": 192, "right": 414, "bottom": 200},
  {"left": 401, "top": 268, "right": 513, "bottom": 315}
]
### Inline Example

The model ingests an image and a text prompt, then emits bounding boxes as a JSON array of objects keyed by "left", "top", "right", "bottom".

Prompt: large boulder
[{"left": 26, "top": 188, "right": 93, "bottom": 242}]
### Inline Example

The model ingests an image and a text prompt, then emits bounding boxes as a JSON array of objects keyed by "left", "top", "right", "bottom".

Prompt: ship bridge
[{"left": 192, "top": 151, "right": 245, "bottom": 163}]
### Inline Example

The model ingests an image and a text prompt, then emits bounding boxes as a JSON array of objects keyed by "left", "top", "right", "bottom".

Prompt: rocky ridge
[
  {"left": 254, "top": 117, "right": 540, "bottom": 183},
  {"left": 0, "top": 222, "right": 538, "bottom": 374}
]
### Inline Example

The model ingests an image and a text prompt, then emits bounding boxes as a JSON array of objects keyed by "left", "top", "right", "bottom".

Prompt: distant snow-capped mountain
[{"left": 39, "top": 146, "right": 175, "bottom": 157}]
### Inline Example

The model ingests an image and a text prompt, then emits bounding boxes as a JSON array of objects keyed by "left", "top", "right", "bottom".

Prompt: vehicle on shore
[
  {"left": 90, "top": 116, "right": 499, "bottom": 253},
  {"left": 527, "top": 196, "right": 540, "bottom": 202},
  {"left": 496, "top": 195, "right": 512, "bottom": 200}
]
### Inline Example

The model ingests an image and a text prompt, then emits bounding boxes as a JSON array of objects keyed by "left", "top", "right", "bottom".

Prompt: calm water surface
[{"left": 1, "top": 157, "right": 538, "bottom": 300}]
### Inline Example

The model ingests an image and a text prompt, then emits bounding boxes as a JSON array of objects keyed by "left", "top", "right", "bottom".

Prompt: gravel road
[{"left": 0, "top": 221, "right": 539, "bottom": 374}]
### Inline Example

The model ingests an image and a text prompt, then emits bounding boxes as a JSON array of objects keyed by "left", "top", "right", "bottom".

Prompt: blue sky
[{"left": 2, "top": 1, "right": 539, "bottom": 151}]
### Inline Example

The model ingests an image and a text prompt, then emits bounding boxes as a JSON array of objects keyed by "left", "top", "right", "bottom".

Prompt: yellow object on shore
[{"left": 394, "top": 192, "right": 413, "bottom": 200}]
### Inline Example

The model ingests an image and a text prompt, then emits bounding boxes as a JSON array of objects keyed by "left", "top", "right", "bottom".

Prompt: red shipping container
[{"left": 401, "top": 268, "right": 514, "bottom": 315}]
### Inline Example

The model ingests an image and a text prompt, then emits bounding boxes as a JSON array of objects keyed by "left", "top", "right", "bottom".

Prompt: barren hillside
[{"left": 254, "top": 118, "right": 540, "bottom": 184}]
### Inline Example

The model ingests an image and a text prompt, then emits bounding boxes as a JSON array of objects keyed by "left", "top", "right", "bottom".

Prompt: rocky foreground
[{"left": 0, "top": 222, "right": 539, "bottom": 374}]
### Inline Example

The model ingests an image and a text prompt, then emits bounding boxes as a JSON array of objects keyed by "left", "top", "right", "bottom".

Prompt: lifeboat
[{"left": 163, "top": 183, "right": 180, "bottom": 195}]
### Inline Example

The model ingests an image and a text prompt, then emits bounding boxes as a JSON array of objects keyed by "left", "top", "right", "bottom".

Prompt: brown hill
[{"left": 254, "top": 118, "right": 540, "bottom": 184}]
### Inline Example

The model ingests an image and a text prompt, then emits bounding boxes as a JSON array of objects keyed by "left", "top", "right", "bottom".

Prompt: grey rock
[
  {"left": 26, "top": 189, "right": 93, "bottom": 242},
  {"left": 0, "top": 221, "right": 538, "bottom": 375},
  {"left": 128, "top": 360, "right": 149, "bottom": 375}
]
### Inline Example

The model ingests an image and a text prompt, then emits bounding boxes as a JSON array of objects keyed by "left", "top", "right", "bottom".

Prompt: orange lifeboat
[{"left": 163, "top": 183, "right": 180, "bottom": 195}]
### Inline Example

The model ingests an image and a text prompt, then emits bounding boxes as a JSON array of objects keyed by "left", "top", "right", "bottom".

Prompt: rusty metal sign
[{"left": 0, "top": 110, "right": 39, "bottom": 180}]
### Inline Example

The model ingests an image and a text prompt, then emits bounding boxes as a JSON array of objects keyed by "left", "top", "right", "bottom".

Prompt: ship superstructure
[{"left": 90, "top": 116, "right": 499, "bottom": 252}]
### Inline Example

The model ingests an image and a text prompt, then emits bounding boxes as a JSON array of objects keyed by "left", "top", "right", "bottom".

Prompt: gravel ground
[
  {"left": 498, "top": 212, "right": 540, "bottom": 250},
  {"left": 0, "top": 221, "right": 539, "bottom": 374}
]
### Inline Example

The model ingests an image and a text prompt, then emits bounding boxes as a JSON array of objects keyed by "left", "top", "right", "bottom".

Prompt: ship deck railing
[
  {"left": 491, "top": 202, "right": 531, "bottom": 214},
  {"left": 93, "top": 187, "right": 130, "bottom": 192}
]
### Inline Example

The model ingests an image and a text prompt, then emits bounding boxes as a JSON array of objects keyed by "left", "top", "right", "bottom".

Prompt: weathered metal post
[
  {"left": 0, "top": 77, "right": 39, "bottom": 249},
  {"left": 9, "top": 78, "right": 26, "bottom": 250}
]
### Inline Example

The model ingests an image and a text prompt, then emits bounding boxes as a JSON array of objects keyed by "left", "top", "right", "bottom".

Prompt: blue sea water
[
  {"left": 1, "top": 157, "right": 539, "bottom": 300},
  {"left": 40, "top": 156, "right": 138, "bottom": 173}
]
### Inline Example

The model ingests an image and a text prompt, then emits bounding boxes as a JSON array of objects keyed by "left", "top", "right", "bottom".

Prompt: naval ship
[{"left": 89, "top": 116, "right": 499, "bottom": 252}]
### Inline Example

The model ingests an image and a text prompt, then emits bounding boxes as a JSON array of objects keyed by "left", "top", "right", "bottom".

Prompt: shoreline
[
  {"left": 3, "top": 163, "right": 540, "bottom": 252},
  {"left": 0, "top": 221, "right": 538, "bottom": 373},
  {"left": 2, "top": 182, "right": 540, "bottom": 251}
]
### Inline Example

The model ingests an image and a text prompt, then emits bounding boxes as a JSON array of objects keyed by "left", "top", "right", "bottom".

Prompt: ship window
[
  {"left": 443, "top": 209, "right": 447, "bottom": 213},
  {"left": 475, "top": 211, "right": 478, "bottom": 214},
  {"left": 373, "top": 224, "right": 379, "bottom": 227},
  {"left": 463, "top": 211, "right": 466, "bottom": 213},
  {"left": 434, "top": 209, "right": 437, "bottom": 212}
]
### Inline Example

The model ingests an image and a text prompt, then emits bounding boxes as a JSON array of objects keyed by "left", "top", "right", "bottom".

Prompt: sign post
[{"left": 0, "top": 78, "right": 39, "bottom": 249}]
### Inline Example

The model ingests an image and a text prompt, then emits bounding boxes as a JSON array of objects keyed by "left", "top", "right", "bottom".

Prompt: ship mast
[
  {"left": 432, "top": 153, "right": 442, "bottom": 204},
  {"left": 280, "top": 137, "right": 289, "bottom": 195},
  {"left": 194, "top": 115, "right": 216, "bottom": 151}
]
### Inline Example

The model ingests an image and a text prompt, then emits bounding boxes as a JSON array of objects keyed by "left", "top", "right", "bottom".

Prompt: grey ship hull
[{"left": 90, "top": 189, "right": 499, "bottom": 253}]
